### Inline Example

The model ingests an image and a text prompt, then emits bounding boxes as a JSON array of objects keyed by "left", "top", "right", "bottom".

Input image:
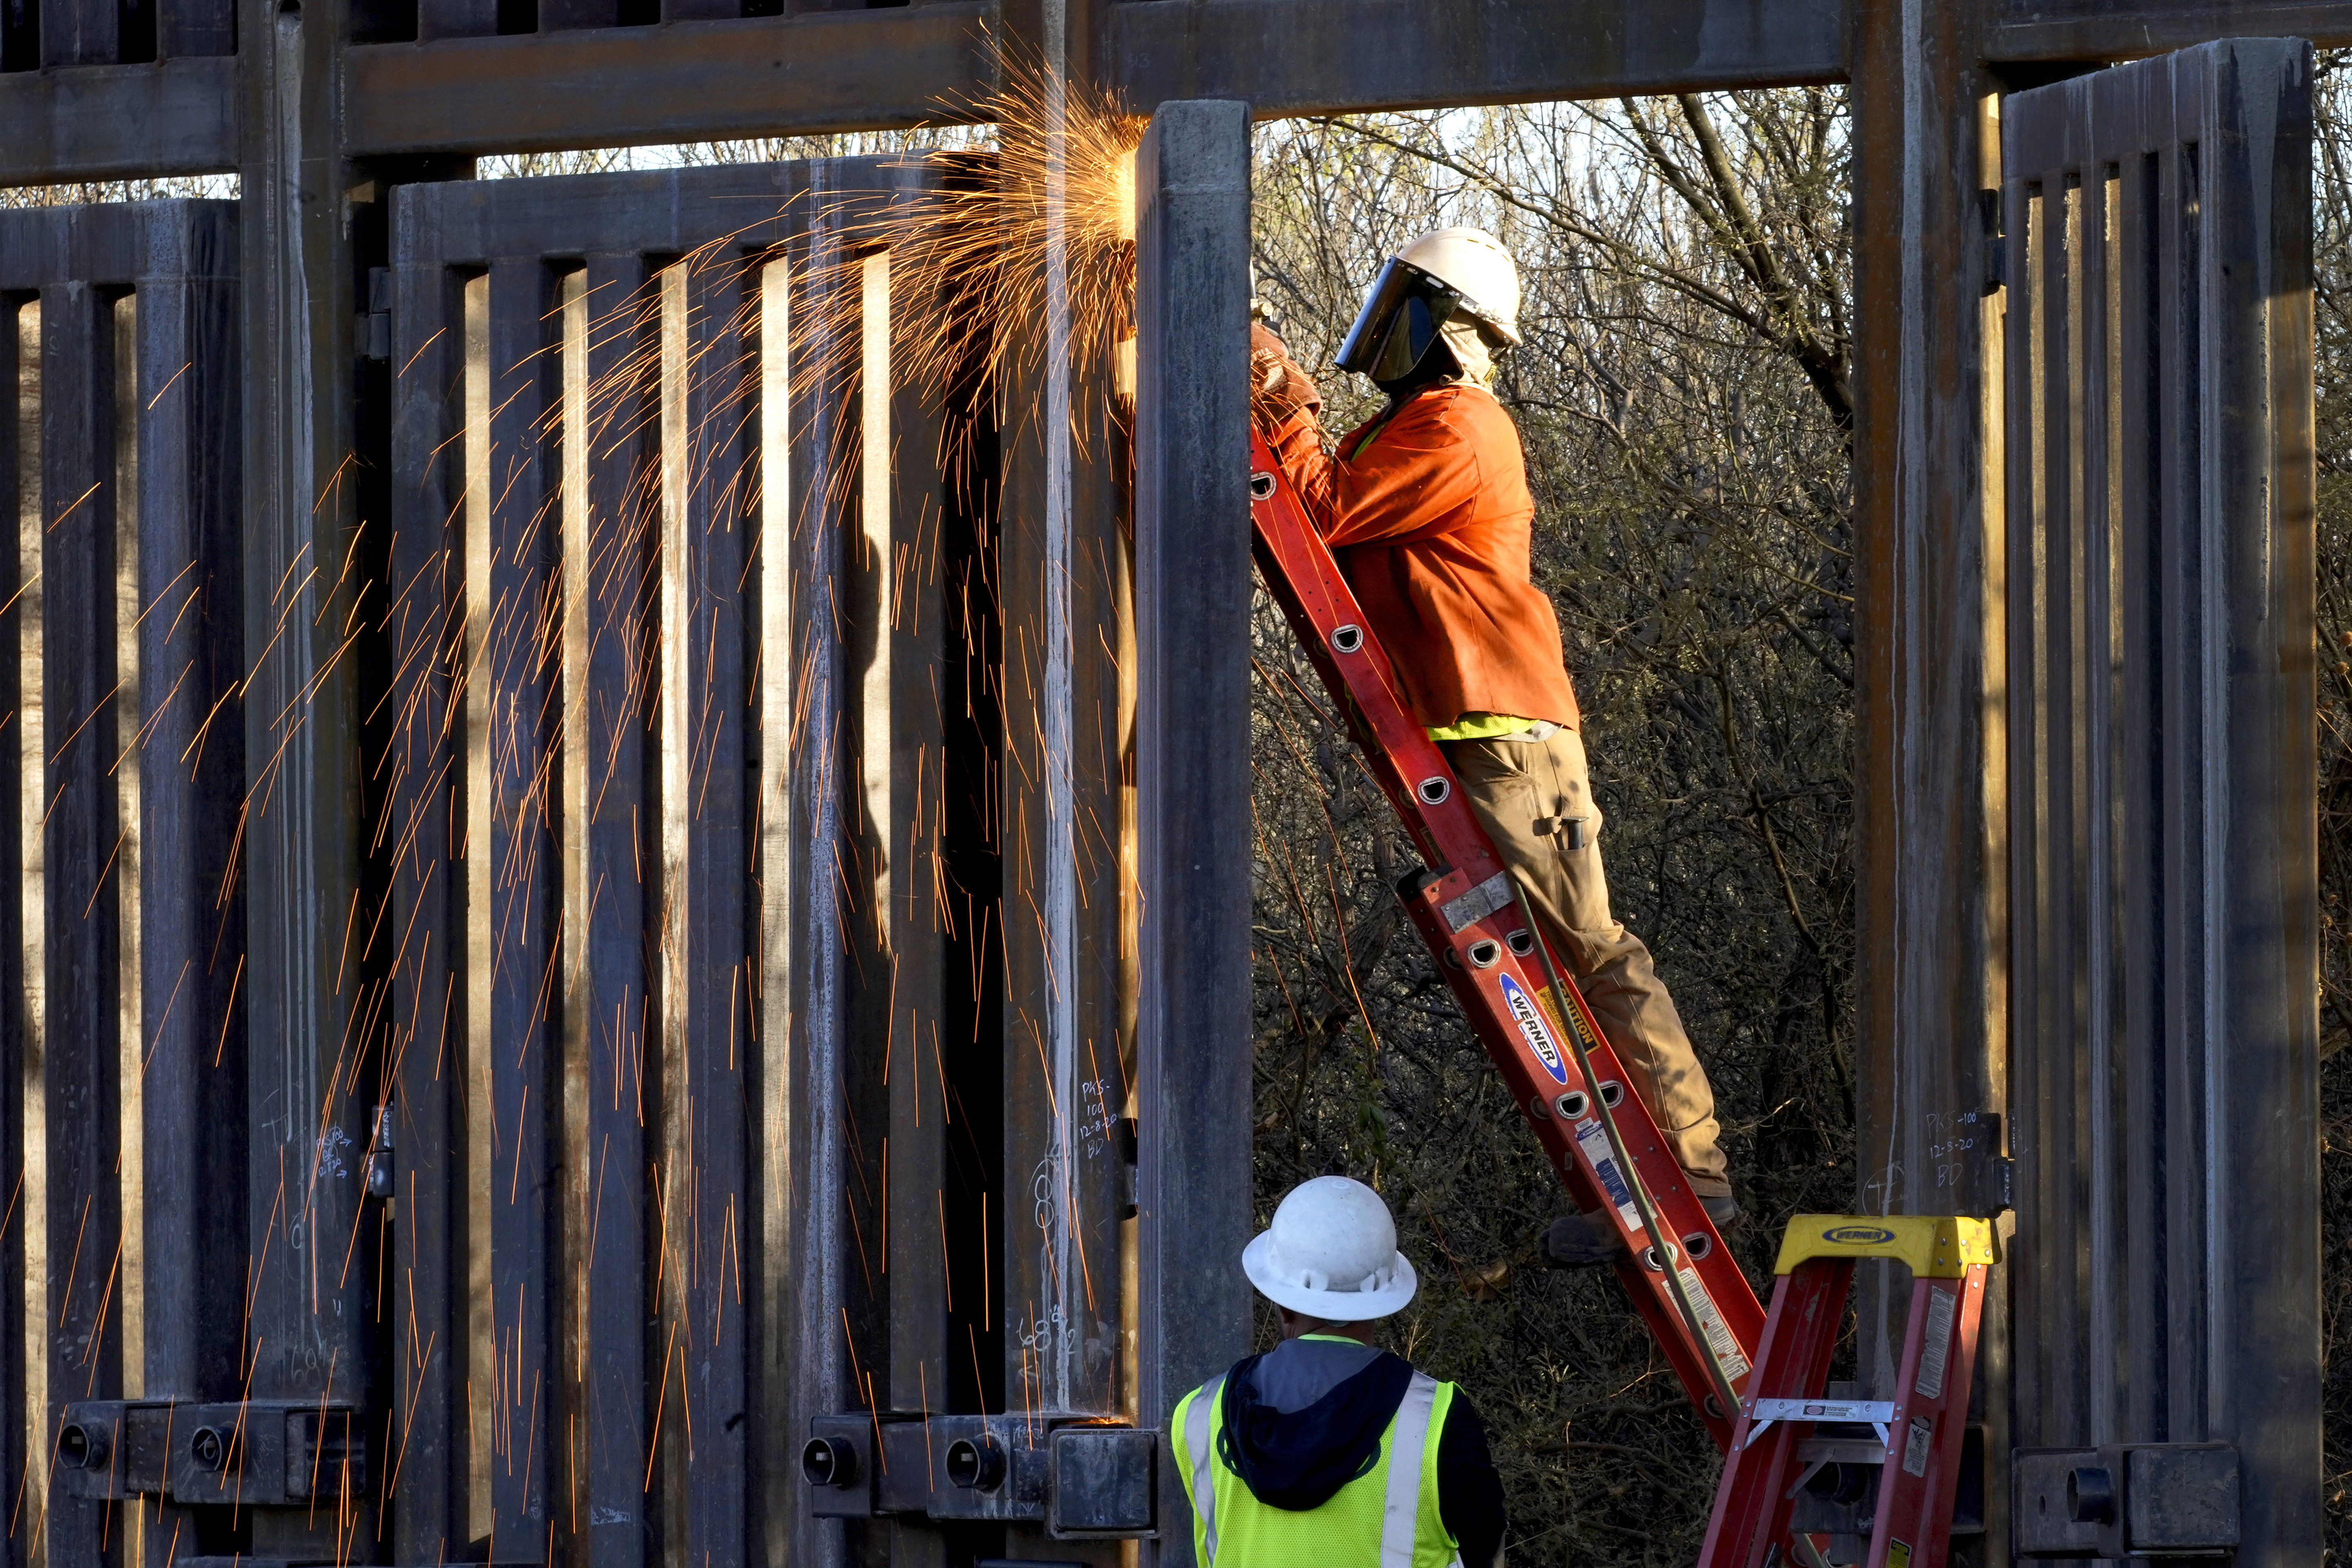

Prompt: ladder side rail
[
  {"left": 1247, "top": 512, "right": 1499, "bottom": 882},
  {"left": 1246, "top": 435, "right": 1765, "bottom": 1446},
  {"left": 1864, "top": 1264, "right": 1988, "bottom": 1568},
  {"left": 1393, "top": 885, "right": 1762, "bottom": 1434},
  {"left": 1697, "top": 1258, "right": 1857, "bottom": 1568},
  {"left": 1249, "top": 530, "right": 1451, "bottom": 873}
]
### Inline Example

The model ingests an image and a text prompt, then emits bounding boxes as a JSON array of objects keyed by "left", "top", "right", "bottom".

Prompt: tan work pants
[{"left": 1442, "top": 727, "right": 1731, "bottom": 1196}]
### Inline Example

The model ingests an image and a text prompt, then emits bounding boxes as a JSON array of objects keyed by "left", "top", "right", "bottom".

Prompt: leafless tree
[{"left": 1247, "top": 91, "right": 1857, "bottom": 1562}]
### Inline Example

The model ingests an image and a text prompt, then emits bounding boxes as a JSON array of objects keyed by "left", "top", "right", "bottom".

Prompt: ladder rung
[
  {"left": 1742, "top": 1398, "right": 1894, "bottom": 1450},
  {"left": 1749, "top": 1398, "right": 1894, "bottom": 1424},
  {"left": 1792, "top": 1438, "right": 1890, "bottom": 1466}
]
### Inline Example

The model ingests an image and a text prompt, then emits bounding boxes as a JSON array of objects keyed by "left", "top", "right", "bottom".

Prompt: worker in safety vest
[
  {"left": 1250, "top": 229, "right": 1737, "bottom": 1264},
  {"left": 1172, "top": 1176, "right": 1507, "bottom": 1568}
]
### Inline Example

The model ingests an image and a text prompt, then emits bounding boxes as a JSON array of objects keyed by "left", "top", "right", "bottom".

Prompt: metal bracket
[
  {"left": 1933, "top": 1108, "right": 2013, "bottom": 1218},
  {"left": 804, "top": 1412, "right": 1155, "bottom": 1536},
  {"left": 1978, "top": 188, "right": 2008, "bottom": 295},
  {"left": 55, "top": 1400, "right": 365, "bottom": 1506},
  {"left": 173, "top": 1401, "right": 368, "bottom": 1507},
  {"left": 920, "top": 1415, "right": 1054, "bottom": 1522},
  {"left": 1116, "top": 1116, "right": 1139, "bottom": 1221},
  {"left": 357, "top": 267, "right": 392, "bottom": 362},
  {"left": 2014, "top": 1443, "right": 2240, "bottom": 1558},
  {"left": 1045, "top": 1425, "right": 1155, "bottom": 1538},
  {"left": 54, "top": 1402, "right": 173, "bottom": 1499}
]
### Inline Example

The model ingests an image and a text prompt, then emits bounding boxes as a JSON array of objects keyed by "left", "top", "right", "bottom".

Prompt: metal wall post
[
  {"left": 1132, "top": 96, "right": 1252, "bottom": 1568},
  {"left": 234, "top": 0, "right": 372, "bottom": 1481},
  {"left": 1848, "top": 1, "right": 2011, "bottom": 1558}
]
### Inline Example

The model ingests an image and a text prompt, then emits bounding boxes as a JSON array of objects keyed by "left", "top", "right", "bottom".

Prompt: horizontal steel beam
[
  {"left": 342, "top": 2, "right": 992, "bottom": 157},
  {"left": 1111, "top": 0, "right": 1847, "bottom": 114},
  {"left": 12, "top": 2, "right": 2342, "bottom": 196},
  {"left": 342, "top": 0, "right": 1848, "bottom": 159},
  {"left": 0, "top": 57, "right": 237, "bottom": 186},
  {"left": 1986, "top": 4, "right": 2352, "bottom": 59}
]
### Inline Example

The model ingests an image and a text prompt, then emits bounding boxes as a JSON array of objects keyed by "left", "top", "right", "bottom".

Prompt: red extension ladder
[
  {"left": 1246, "top": 431, "right": 1763, "bottom": 1443},
  {"left": 1248, "top": 433, "right": 1995, "bottom": 1568}
]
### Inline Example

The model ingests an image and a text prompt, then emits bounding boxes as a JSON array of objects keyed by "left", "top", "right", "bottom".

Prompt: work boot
[{"left": 1539, "top": 1191, "right": 1740, "bottom": 1268}]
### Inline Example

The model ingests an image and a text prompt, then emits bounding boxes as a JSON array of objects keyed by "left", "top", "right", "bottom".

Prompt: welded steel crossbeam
[{"left": 17, "top": 0, "right": 2352, "bottom": 187}]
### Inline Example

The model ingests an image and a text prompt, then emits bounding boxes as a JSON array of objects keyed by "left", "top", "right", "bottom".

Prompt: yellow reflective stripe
[
  {"left": 1184, "top": 1376, "right": 1225, "bottom": 1563},
  {"left": 1380, "top": 1372, "right": 1439, "bottom": 1568},
  {"left": 1425, "top": 712, "right": 1537, "bottom": 742},
  {"left": 1350, "top": 414, "right": 1395, "bottom": 461}
]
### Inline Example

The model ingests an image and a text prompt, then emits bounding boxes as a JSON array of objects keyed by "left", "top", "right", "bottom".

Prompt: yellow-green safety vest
[{"left": 1172, "top": 1360, "right": 1463, "bottom": 1568}]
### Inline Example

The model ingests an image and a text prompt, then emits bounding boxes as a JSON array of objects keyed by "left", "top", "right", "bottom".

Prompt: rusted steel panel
[
  {"left": 1111, "top": 0, "right": 1846, "bottom": 115},
  {"left": 417, "top": 0, "right": 499, "bottom": 38},
  {"left": 387, "top": 224, "right": 466, "bottom": 1557},
  {"left": 41, "top": 0, "right": 118, "bottom": 67},
  {"left": 862, "top": 250, "right": 958, "bottom": 1425},
  {"left": 342, "top": 6, "right": 992, "bottom": 157},
  {"left": 121, "top": 210, "right": 246, "bottom": 1409},
  {"left": 390, "top": 156, "right": 986, "bottom": 1568},
  {"left": 565, "top": 249, "right": 655, "bottom": 1568},
  {"left": 2001, "top": 41, "right": 2318, "bottom": 1565},
  {"left": 780, "top": 162, "right": 862, "bottom": 1568},
  {"left": 662, "top": 237, "right": 754, "bottom": 1568},
  {"left": 1988, "top": 2, "right": 2352, "bottom": 60},
  {"left": 539, "top": 0, "right": 618, "bottom": 30},
  {"left": 996, "top": 247, "right": 1131, "bottom": 1432},
  {"left": 482, "top": 253, "right": 560, "bottom": 1545},
  {"left": 157, "top": 0, "right": 234, "bottom": 56},
  {"left": 0, "top": 58, "right": 237, "bottom": 187},
  {"left": 33, "top": 270, "right": 122, "bottom": 1568},
  {"left": 0, "top": 196, "right": 246, "bottom": 1561}
]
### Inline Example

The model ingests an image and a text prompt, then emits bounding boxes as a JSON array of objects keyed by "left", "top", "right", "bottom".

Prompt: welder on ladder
[{"left": 1250, "top": 228, "right": 1739, "bottom": 1261}]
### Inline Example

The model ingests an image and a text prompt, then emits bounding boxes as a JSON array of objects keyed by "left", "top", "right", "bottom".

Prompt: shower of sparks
[
  {"left": 0, "top": 31, "right": 1166, "bottom": 1561},
  {"left": 876, "top": 44, "right": 1145, "bottom": 435}
]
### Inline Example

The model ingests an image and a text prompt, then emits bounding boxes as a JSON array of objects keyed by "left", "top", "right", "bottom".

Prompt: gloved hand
[{"left": 1250, "top": 322, "right": 1321, "bottom": 430}]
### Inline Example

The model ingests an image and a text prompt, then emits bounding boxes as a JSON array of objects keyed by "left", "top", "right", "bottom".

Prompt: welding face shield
[{"left": 1334, "top": 258, "right": 1467, "bottom": 391}]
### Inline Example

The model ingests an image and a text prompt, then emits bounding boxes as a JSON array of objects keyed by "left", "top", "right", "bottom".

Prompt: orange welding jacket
[{"left": 1262, "top": 382, "right": 1581, "bottom": 732}]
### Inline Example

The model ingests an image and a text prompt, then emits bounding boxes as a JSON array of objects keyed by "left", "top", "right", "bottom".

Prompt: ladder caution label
[
  {"left": 1901, "top": 1418, "right": 1933, "bottom": 1477},
  {"left": 1676, "top": 1267, "right": 1752, "bottom": 1381},
  {"left": 1529, "top": 982, "right": 1594, "bottom": 1056},
  {"left": 1914, "top": 1289, "right": 1957, "bottom": 1399},
  {"left": 1572, "top": 1119, "right": 1642, "bottom": 1229},
  {"left": 1498, "top": 974, "right": 1570, "bottom": 1084},
  {"left": 1888, "top": 1543, "right": 1912, "bottom": 1568}
]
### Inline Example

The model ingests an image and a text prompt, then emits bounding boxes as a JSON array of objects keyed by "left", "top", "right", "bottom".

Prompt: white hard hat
[
  {"left": 1240, "top": 1176, "right": 1419, "bottom": 1321},
  {"left": 1395, "top": 226, "right": 1521, "bottom": 346}
]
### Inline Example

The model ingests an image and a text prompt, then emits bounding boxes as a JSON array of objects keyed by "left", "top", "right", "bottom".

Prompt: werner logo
[
  {"left": 1498, "top": 973, "right": 1570, "bottom": 1085},
  {"left": 1823, "top": 1225, "right": 1897, "bottom": 1246}
]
